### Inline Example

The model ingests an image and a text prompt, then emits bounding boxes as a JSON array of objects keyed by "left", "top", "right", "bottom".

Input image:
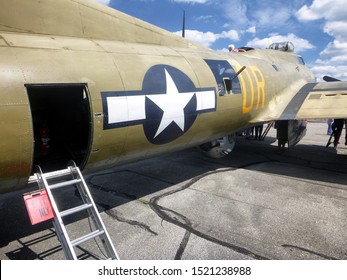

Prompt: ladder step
[
  {"left": 28, "top": 168, "right": 72, "bottom": 185},
  {"left": 60, "top": 203, "right": 93, "bottom": 218},
  {"left": 71, "top": 229, "right": 105, "bottom": 247},
  {"left": 49, "top": 179, "right": 82, "bottom": 190},
  {"left": 43, "top": 168, "right": 71, "bottom": 179}
]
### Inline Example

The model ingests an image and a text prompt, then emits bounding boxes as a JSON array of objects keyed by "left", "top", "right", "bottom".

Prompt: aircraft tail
[{"left": 0, "top": 0, "right": 202, "bottom": 49}]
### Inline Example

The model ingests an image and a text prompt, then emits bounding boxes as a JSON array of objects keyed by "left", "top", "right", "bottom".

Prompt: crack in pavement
[
  {"left": 86, "top": 152, "right": 344, "bottom": 260},
  {"left": 87, "top": 160, "right": 273, "bottom": 260},
  {"left": 149, "top": 167, "right": 270, "bottom": 260},
  {"left": 281, "top": 244, "right": 337, "bottom": 260},
  {"left": 98, "top": 202, "right": 158, "bottom": 236}
]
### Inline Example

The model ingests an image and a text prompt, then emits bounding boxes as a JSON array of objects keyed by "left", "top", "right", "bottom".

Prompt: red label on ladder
[{"left": 24, "top": 190, "right": 54, "bottom": 225}]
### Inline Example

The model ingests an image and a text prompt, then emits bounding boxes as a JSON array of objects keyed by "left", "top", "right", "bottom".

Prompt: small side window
[{"left": 204, "top": 59, "right": 241, "bottom": 96}]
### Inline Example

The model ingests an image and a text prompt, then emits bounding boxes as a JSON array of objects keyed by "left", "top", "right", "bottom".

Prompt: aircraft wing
[
  {"left": 248, "top": 80, "right": 347, "bottom": 147},
  {"left": 276, "top": 81, "right": 347, "bottom": 121}
]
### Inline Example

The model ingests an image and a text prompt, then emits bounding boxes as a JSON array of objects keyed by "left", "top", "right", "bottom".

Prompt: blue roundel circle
[{"left": 142, "top": 65, "right": 198, "bottom": 145}]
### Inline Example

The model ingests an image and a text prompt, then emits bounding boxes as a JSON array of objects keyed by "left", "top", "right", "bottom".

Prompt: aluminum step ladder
[{"left": 34, "top": 160, "right": 119, "bottom": 260}]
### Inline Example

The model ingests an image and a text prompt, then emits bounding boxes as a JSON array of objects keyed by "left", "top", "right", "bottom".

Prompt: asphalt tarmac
[{"left": 1, "top": 121, "right": 346, "bottom": 260}]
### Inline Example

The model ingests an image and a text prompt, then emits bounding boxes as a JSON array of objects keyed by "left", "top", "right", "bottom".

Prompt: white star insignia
[
  {"left": 104, "top": 66, "right": 216, "bottom": 144},
  {"left": 147, "top": 69, "right": 195, "bottom": 138}
]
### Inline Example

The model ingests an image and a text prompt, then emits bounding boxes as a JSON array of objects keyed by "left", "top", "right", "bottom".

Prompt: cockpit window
[{"left": 269, "top": 41, "right": 294, "bottom": 52}]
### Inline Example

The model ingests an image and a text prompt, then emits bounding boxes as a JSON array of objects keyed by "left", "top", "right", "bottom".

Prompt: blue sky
[{"left": 95, "top": 0, "right": 347, "bottom": 81}]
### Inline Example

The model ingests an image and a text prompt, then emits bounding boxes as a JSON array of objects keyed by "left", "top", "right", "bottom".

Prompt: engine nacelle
[{"left": 199, "top": 135, "right": 236, "bottom": 158}]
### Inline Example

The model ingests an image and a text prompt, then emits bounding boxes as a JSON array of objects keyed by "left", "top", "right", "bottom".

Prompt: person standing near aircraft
[
  {"left": 327, "top": 119, "right": 333, "bottom": 135},
  {"left": 275, "top": 120, "right": 288, "bottom": 151},
  {"left": 331, "top": 118, "right": 344, "bottom": 148},
  {"left": 254, "top": 124, "right": 263, "bottom": 141}
]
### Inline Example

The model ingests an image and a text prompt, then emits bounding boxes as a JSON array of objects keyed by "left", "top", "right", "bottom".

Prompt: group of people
[
  {"left": 238, "top": 119, "right": 345, "bottom": 151},
  {"left": 327, "top": 119, "right": 347, "bottom": 148},
  {"left": 243, "top": 124, "right": 264, "bottom": 141},
  {"left": 274, "top": 119, "right": 346, "bottom": 150}
]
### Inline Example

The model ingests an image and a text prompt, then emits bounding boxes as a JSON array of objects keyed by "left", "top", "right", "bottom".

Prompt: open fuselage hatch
[{"left": 26, "top": 84, "right": 92, "bottom": 173}]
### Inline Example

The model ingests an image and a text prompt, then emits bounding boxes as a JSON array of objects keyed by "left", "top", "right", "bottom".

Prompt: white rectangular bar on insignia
[
  {"left": 107, "top": 96, "right": 128, "bottom": 124},
  {"left": 196, "top": 90, "right": 216, "bottom": 111},
  {"left": 128, "top": 95, "right": 146, "bottom": 121},
  {"left": 107, "top": 96, "right": 146, "bottom": 124}
]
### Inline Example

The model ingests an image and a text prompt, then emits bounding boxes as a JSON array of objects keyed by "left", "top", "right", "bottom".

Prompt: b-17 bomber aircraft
[{"left": 1, "top": 0, "right": 347, "bottom": 194}]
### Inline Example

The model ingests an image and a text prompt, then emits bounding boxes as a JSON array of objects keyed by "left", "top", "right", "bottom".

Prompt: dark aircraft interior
[{"left": 26, "top": 84, "right": 91, "bottom": 173}]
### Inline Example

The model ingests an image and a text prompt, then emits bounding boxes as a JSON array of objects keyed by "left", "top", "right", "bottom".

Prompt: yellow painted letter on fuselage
[
  {"left": 237, "top": 66, "right": 265, "bottom": 114},
  {"left": 250, "top": 66, "right": 265, "bottom": 110}
]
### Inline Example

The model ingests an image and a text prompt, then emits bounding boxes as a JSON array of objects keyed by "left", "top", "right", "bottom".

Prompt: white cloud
[
  {"left": 253, "top": 5, "right": 292, "bottom": 28},
  {"left": 175, "top": 30, "right": 219, "bottom": 47},
  {"left": 221, "top": 0, "right": 248, "bottom": 26},
  {"left": 194, "top": 15, "right": 217, "bottom": 25},
  {"left": 295, "top": 4, "right": 321, "bottom": 21},
  {"left": 174, "top": 28, "right": 240, "bottom": 48},
  {"left": 323, "top": 21, "right": 347, "bottom": 41},
  {"left": 246, "top": 33, "right": 314, "bottom": 53},
  {"left": 220, "top": 0, "right": 297, "bottom": 30},
  {"left": 310, "top": 64, "right": 347, "bottom": 82},
  {"left": 246, "top": 26, "right": 256, "bottom": 34},
  {"left": 296, "top": 0, "right": 347, "bottom": 22},
  {"left": 220, "top": 30, "right": 239, "bottom": 41},
  {"left": 94, "top": 0, "right": 111, "bottom": 5},
  {"left": 311, "top": 40, "right": 347, "bottom": 80},
  {"left": 296, "top": 0, "right": 347, "bottom": 80},
  {"left": 319, "top": 40, "right": 347, "bottom": 62},
  {"left": 195, "top": 15, "right": 213, "bottom": 21}
]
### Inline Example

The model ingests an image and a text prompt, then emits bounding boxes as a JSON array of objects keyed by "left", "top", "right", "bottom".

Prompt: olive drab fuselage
[{"left": 4, "top": 0, "right": 347, "bottom": 194}]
